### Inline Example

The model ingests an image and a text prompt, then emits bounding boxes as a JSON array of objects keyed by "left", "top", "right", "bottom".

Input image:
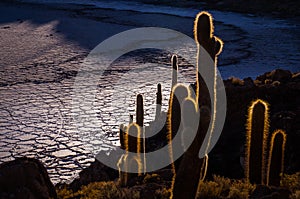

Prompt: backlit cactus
[
  {"left": 167, "top": 84, "right": 190, "bottom": 174},
  {"left": 181, "top": 97, "right": 199, "bottom": 151},
  {"left": 126, "top": 123, "right": 141, "bottom": 154},
  {"left": 245, "top": 99, "right": 270, "bottom": 184},
  {"left": 194, "top": 11, "right": 223, "bottom": 104},
  {"left": 171, "top": 97, "right": 199, "bottom": 199},
  {"left": 171, "top": 55, "right": 178, "bottom": 89},
  {"left": 155, "top": 83, "right": 162, "bottom": 120},
  {"left": 267, "top": 129, "right": 287, "bottom": 186},
  {"left": 117, "top": 123, "right": 142, "bottom": 187},
  {"left": 136, "top": 94, "right": 144, "bottom": 127},
  {"left": 119, "top": 124, "right": 126, "bottom": 150},
  {"left": 171, "top": 11, "right": 223, "bottom": 199}
]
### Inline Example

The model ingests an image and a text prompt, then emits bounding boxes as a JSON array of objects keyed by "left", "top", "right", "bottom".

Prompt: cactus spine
[
  {"left": 267, "top": 129, "right": 287, "bottom": 186},
  {"left": 245, "top": 99, "right": 270, "bottom": 184}
]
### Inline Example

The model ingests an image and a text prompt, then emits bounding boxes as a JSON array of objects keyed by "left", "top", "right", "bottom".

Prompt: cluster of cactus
[
  {"left": 117, "top": 94, "right": 145, "bottom": 186},
  {"left": 117, "top": 11, "right": 224, "bottom": 198},
  {"left": 168, "top": 11, "right": 223, "bottom": 199},
  {"left": 115, "top": 10, "right": 289, "bottom": 199},
  {"left": 245, "top": 99, "right": 287, "bottom": 186},
  {"left": 118, "top": 82, "right": 165, "bottom": 186}
]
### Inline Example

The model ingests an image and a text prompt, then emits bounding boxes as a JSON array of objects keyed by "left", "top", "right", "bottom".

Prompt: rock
[
  {"left": 0, "top": 157, "right": 57, "bottom": 199},
  {"left": 256, "top": 69, "right": 292, "bottom": 84},
  {"left": 250, "top": 185, "right": 290, "bottom": 199},
  {"left": 229, "top": 77, "right": 245, "bottom": 86}
]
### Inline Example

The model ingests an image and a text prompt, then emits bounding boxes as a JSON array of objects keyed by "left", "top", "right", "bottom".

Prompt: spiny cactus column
[
  {"left": 171, "top": 55, "right": 178, "bottom": 89},
  {"left": 267, "top": 129, "right": 287, "bottom": 186},
  {"left": 136, "top": 94, "right": 146, "bottom": 173},
  {"left": 171, "top": 11, "right": 223, "bottom": 199},
  {"left": 167, "top": 84, "right": 190, "bottom": 174},
  {"left": 126, "top": 123, "right": 143, "bottom": 175},
  {"left": 136, "top": 94, "right": 144, "bottom": 127},
  {"left": 118, "top": 123, "right": 142, "bottom": 187},
  {"left": 155, "top": 83, "right": 162, "bottom": 120},
  {"left": 194, "top": 12, "right": 222, "bottom": 182},
  {"left": 126, "top": 123, "right": 141, "bottom": 154},
  {"left": 119, "top": 124, "right": 126, "bottom": 150},
  {"left": 172, "top": 98, "right": 200, "bottom": 199},
  {"left": 245, "top": 99, "right": 270, "bottom": 185},
  {"left": 194, "top": 11, "right": 223, "bottom": 104}
]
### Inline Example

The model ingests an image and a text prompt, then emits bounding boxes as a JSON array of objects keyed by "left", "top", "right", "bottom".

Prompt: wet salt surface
[{"left": 0, "top": 31, "right": 197, "bottom": 183}]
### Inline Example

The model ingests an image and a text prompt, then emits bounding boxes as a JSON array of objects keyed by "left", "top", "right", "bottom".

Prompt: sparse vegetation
[
  {"left": 56, "top": 173, "right": 300, "bottom": 198},
  {"left": 196, "top": 175, "right": 255, "bottom": 199},
  {"left": 56, "top": 175, "right": 259, "bottom": 199},
  {"left": 282, "top": 172, "right": 300, "bottom": 198}
]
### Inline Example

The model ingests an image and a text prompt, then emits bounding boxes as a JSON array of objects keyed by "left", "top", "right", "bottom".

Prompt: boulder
[{"left": 0, "top": 157, "right": 57, "bottom": 199}]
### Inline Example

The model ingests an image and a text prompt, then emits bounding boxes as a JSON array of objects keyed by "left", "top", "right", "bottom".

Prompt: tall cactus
[
  {"left": 136, "top": 94, "right": 144, "bottom": 127},
  {"left": 171, "top": 11, "right": 223, "bottom": 199},
  {"left": 171, "top": 55, "right": 178, "bottom": 89},
  {"left": 245, "top": 99, "right": 270, "bottom": 184},
  {"left": 117, "top": 123, "right": 142, "bottom": 187},
  {"left": 119, "top": 124, "right": 126, "bottom": 150},
  {"left": 267, "top": 129, "right": 287, "bottom": 186},
  {"left": 126, "top": 123, "right": 141, "bottom": 154},
  {"left": 167, "top": 84, "right": 190, "bottom": 174},
  {"left": 172, "top": 97, "right": 199, "bottom": 199},
  {"left": 172, "top": 105, "right": 211, "bottom": 199},
  {"left": 195, "top": 11, "right": 223, "bottom": 105},
  {"left": 155, "top": 83, "right": 162, "bottom": 120}
]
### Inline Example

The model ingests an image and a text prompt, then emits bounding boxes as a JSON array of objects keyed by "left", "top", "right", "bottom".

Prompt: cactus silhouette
[
  {"left": 171, "top": 55, "right": 178, "bottom": 89},
  {"left": 171, "top": 11, "right": 223, "bottom": 199},
  {"left": 155, "top": 83, "right": 162, "bottom": 120},
  {"left": 181, "top": 98, "right": 199, "bottom": 151},
  {"left": 267, "top": 129, "right": 287, "bottom": 186},
  {"left": 118, "top": 123, "right": 142, "bottom": 186},
  {"left": 194, "top": 11, "right": 223, "bottom": 104},
  {"left": 172, "top": 105, "right": 211, "bottom": 199},
  {"left": 136, "top": 94, "right": 144, "bottom": 127},
  {"left": 117, "top": 153, "right": 128, "bottom": 187},
  {"left": 119, "top": 124, "right": 126, "bottom": 150},
  {"left": 245, "top": 99, "right": 270, "bottom": 184},
  {"left": 167, "top": 84, "right": 190, "bottom": 173},
  {"left": 126, "top": 123, "right": 141, "bottom": 154}
]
